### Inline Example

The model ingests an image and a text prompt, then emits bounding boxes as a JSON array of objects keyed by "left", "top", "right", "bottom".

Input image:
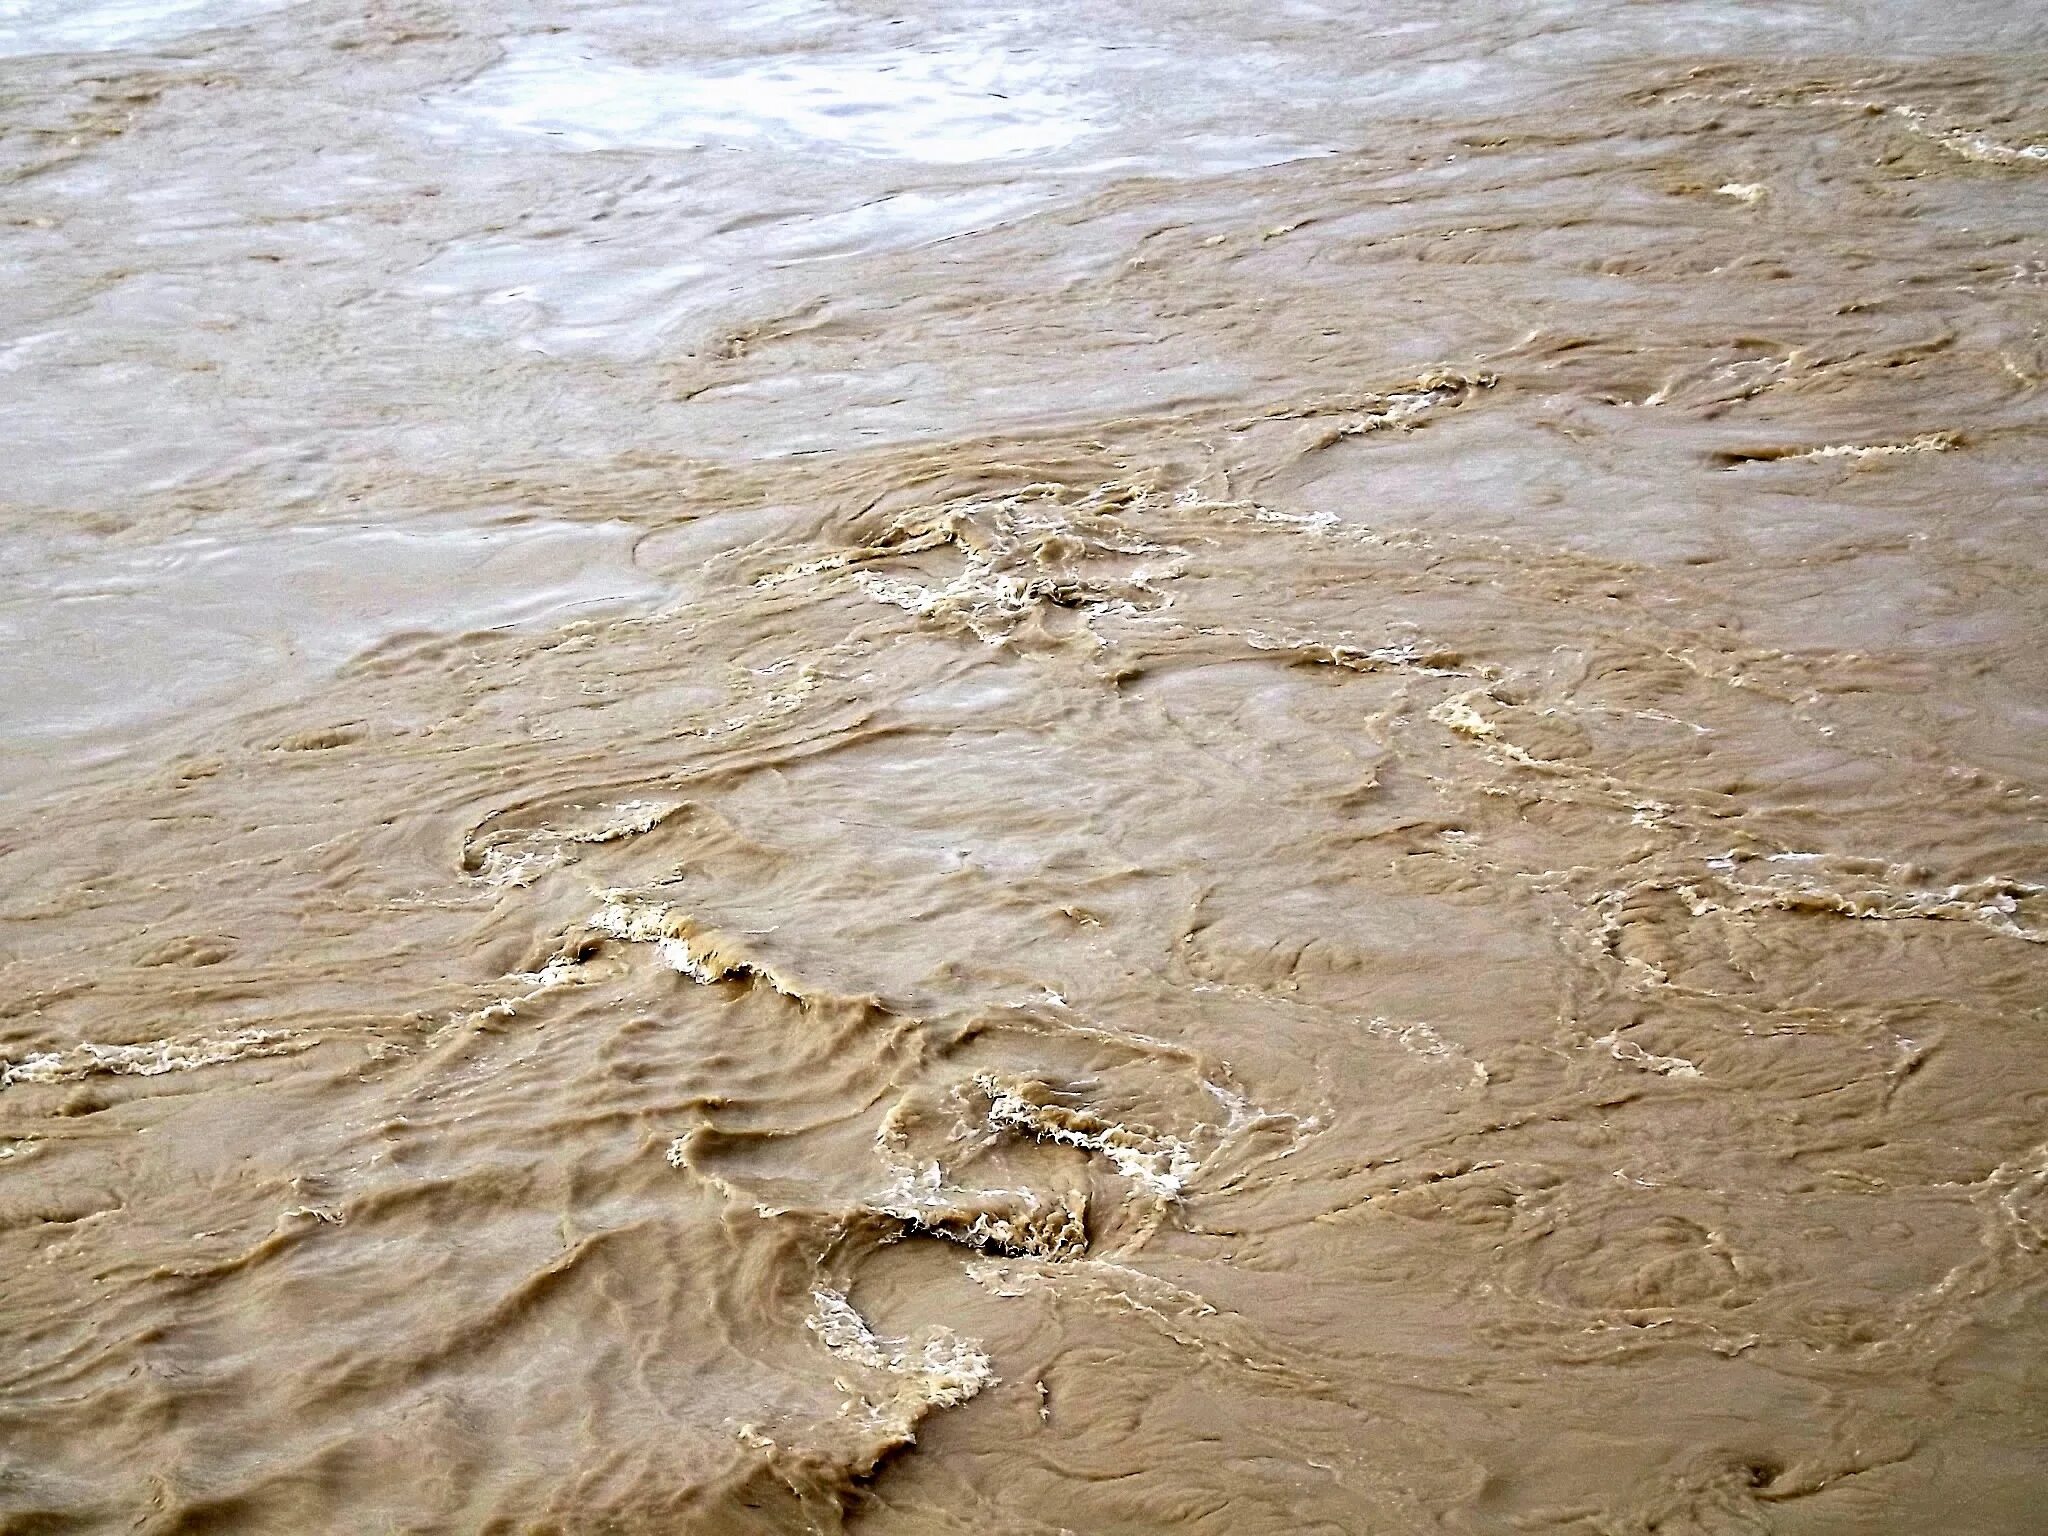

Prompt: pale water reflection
[
  {"left": 441, "top": 30, "right": 1104, "bottom": 162},
  {"left": 0, "top": 518, "right": 658, "bottom": 773},
  {"left": 0, "top": 0, "right": 290, "bottom": 56}
]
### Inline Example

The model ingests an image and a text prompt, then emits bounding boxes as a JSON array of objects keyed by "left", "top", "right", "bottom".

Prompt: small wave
[
  {"left": 457, "top": 952, "right": 592, "bottom": 1024},
  {"left": 1690, "top": 852, "right": 2044, "bottom": 942},
  {"left": 1717, "top": 432, "right": 1960, "bottom": 466},
  {"left": 465, "top": 799, "right": 684, "bottom": 887},
  {"left": 976, "top": 1072, "right": 1199, "bottom": 1199},
  {"left": 1886, "top": 104, "right": 2048, "bottom": 168},
  {"left": 591, "top": 894, "right": 815, "bottom": 996}
]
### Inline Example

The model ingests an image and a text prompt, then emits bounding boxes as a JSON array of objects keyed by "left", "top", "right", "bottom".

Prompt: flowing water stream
[{"left": 1, "top": 1, "right": 2045, "bottom": 1531}]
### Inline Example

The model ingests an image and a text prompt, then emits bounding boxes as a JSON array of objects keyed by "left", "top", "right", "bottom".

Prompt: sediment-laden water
[{"left": 2, "top": 1, "right": 2045, "bottom": 1531}]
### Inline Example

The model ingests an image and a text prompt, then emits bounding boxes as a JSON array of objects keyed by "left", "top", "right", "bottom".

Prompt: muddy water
[{"left": 3, "top": 1, "right": 2047, "bottom": 1531}]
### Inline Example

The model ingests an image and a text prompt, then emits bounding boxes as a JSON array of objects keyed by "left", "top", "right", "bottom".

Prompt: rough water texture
[{"left": 1, "top": 0, "right": 2046, "bottom": 1532}]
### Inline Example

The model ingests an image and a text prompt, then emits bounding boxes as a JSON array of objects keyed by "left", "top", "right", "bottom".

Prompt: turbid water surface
[{"left": 2, "top": 1, "right": 2045, "bottom": 1532}]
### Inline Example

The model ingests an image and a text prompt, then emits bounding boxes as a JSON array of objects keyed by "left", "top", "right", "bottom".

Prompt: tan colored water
[{"left": 3, "top": 2, "right": 2046, "bottom": 1531}]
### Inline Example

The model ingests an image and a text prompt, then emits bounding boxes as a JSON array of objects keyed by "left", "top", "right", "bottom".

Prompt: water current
[{"left": 1, "top": 0, "right": 2045, "bottom": 1531}]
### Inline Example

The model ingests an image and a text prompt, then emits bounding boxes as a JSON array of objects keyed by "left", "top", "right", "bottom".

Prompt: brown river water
[{"left": 2, "top": 1, "right": 2046, "bottom": 1531}]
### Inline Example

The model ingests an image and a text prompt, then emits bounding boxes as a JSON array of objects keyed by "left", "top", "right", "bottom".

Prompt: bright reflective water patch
[
  {"left": 0, "top": 0, "right": 290, "bottom": 56},
  {"left": 412, "top": 187, "right": 1039, "bottom": 358},
  {"left": 440, "top": 31, "right": 1105, "bottom": 162},
  {"left": 0, "top": 518, "right": 661, "bottom": 765}
]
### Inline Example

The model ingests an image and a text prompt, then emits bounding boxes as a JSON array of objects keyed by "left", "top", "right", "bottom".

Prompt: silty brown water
[{"left": 1, "top": 1, "right": 2045, "bottom": 1531}]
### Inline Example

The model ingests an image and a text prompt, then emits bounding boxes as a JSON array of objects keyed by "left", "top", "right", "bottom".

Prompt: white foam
[
  {"left": 1888, "top": 105, "right": 2048, "bottom": 167},
  {"left": 470, "top": 801, "right": 683, "bottom": 889},
  {"left": 2, "top": 1027, "right": 304, "bottom": 1087},
  {"left": 1686, "top": 853, "right": 2043, "bottom": 942},
  {"left": 977, "top": 1074, "right": 1199, "bottom": 1199},
  {"left": 1789, "top": 432, "right": 1958, "bottom": 461},
  {"left": 591, "top": 897, "right": 728, "bottom": 983},
  {"left": 1589, "top": 1030, "right": 1702, "bottom": 1079},
  {"left": 806, "top": 1287, "right": 993, "bottom": 1420},
  {"left": 1365, "top": 1017, "right": 1490, "bottom": 1086},
  {"left": 461, "top": 952, "right": 590, "bottom": 1024},
  {"left": 1244, "top": 630, "right": 1466, "bottom": 677},
  {"left": 1432, "top": 690, "right": 1500, "bottom": 740},
  {"left": 869, "top": 1159, "right": 1089, "bottom": 1260}
]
